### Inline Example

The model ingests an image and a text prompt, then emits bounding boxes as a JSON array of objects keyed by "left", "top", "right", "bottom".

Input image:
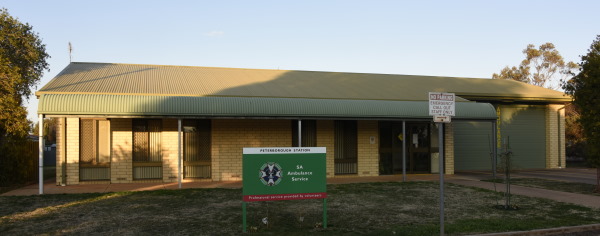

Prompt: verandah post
[
  {"left": 178, "top": 119, "right": 182, "bottom": 189},
  {"left": 38, "top": 114, "right": 44, "bottom": 195}
]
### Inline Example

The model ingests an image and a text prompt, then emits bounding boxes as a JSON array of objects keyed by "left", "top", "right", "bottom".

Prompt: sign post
[
  {"left": 429, "top": 92, "right": 455, "bottom": 236},
  {"left": 242, "top": 147, "right": 327, "bottom": 232}
]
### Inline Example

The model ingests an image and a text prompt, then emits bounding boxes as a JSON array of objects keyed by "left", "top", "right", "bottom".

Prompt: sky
[{"left": 2, "top": 0, "right": 600, "bottom": 124}]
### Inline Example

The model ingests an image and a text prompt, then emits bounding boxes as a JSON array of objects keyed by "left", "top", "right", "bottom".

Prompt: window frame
[
  {"left": 334, "top": 120, "right": 358, "bottom": 175},
  {"left": 132, "top": 119, "right": 163, "bottom": 179}
]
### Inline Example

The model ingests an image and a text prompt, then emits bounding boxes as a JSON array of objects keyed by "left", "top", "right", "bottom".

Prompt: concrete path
[
  {"left": 511, "top": 168, "right": 597, "bottom": 185},
  {"left": 0, "top": 179, "right": 243, "bottom": 196},
  {"left": 457, "top": 168, "right": 598, "bottom": 185},
  {"left": 476, "top": 223, "right": 600, "bottom": 236},
  {"left": 447, "top": 178, "right": 600, "bottom": 209},
  {"left": 1, "top": 174, "right": 444, "bottom": 196}
]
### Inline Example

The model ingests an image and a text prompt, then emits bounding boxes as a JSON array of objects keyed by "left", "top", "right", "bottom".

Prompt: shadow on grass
[{"left": 1, "top": 182, "right": 599, "bottom": 235}]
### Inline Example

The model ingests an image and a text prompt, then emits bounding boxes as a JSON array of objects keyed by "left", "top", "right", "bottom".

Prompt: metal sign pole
[
  {"left": 402, "top": 121, "right": 406, "bottom": 182},
  {"left": 429, "top": 92, "right": 453, "bottom": 236},
  {"left": 439, "top": 123, "right": 445, "bottom": 236},
  {"left": 323, "top": 198, "right": 328, "bottom": 228},
  {"left": 242, "top": 202, "right": 247, "bottom": 233}
]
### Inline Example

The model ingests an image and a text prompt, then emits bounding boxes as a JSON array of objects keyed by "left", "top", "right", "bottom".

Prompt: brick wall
[
  {"left": 161, "top": 119, "right": 180, "bottom": 182},
  {"left": 357, "top": 120, "right": 379, "bottom": 176},
  {"left": 316, "top": 120, "right": 335, "bottom": 177},
  {"left": 317, "top": 120, "right": 379, "bottom": 178},
  {"left": 212, "top": 119, "right": 291, "bottom": 181},
  {"left": 546, "top": 104, "right": 566, "bottom": 168},
  {"left": 64, "top": 118, "right": 80, "bottom": 185},
  {"left": 64, "top": 117, "right": 462, "bottom": 184},
  {"left": 111, "top": 118, "right": 132, "bottom": 183}
]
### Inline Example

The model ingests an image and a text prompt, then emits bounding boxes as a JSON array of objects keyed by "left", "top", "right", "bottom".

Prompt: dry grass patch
[{"left": 1, "top": 181, "right": 599, "bottom": 235}]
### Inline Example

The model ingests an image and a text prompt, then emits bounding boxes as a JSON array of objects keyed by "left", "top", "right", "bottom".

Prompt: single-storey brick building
[{"left": 35, "top": 62, "right": 568, "bottom": 186}]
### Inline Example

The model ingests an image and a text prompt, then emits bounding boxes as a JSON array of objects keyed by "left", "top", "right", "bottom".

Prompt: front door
[
  {"left": 379, "top": 122, "right": 431, "bottom": 174},
  {"left": 407, "top": 123, "right": 431, "bottom": 173}
]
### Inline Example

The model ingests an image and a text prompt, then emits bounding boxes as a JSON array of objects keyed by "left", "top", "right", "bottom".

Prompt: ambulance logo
[{"left": 259, "top": 162, "right": 282, "bottom": 186}]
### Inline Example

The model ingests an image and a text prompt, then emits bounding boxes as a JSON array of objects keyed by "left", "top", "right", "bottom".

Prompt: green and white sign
[{"left": 242, "top": 147, "right": 327, "bottom": 202}]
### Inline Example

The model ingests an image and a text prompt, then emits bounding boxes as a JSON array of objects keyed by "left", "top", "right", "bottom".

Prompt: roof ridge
[
  {"left": 68, "top": 61, "right": 490, "bottom": 80},
  {"left": 36, "top": 62, "right": 568, "bottom": 103}
]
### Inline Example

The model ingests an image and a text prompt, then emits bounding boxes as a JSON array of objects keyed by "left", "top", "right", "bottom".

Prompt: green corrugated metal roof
[
  {"left": 38, "top": 94, "right": 497, "bottom": 120},
  {"left": 36, "top": 62, "right": 570, "bottom": 102}
]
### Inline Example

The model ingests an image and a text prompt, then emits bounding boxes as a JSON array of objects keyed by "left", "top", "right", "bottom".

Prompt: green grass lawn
[
  {"left": 482, "top": 178, "right": 599, "bottom": 196},
  {"left": 1, "top": 182, "right": 599, "bottom": 235}
]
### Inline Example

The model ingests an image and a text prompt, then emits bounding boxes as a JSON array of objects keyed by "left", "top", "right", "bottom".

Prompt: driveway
[{"left": 451, "top": 167, "right": 600, "bottom": 209}]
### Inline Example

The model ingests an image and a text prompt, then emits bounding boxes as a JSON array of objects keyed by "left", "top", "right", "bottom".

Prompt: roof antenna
[{"left": 68, "top": 42, "right": 73, "bottom": 62}]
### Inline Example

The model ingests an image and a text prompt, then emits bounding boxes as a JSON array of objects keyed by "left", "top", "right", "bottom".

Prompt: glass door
[
  {"left": 379, "top": 122, "right": 432, "bottom": 174},
  {"left": 407, "top": 123, "right": 431, "bottom": 173},
  {"left": 379, "top": 121, "right": 405, "bottom": 175}
]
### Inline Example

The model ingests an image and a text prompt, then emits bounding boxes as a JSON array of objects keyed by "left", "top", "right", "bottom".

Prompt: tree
[
  {"left": 564, "top": 104, "right": 585, "bottom": 160},
  {"left": 563, "top": 35, "right": 600, "bottom": 192},
  {"left": 492, "top": 43, "right": 578, "bottom": 89},
  {"left": 1, "top": 8, "right": 49, "bottom": 137},
  {"left": 0, "top": 8, "right": 50, "bottom": 187},
  {"left": 494, "top": 43, "right": 584, "bottom": 170}
]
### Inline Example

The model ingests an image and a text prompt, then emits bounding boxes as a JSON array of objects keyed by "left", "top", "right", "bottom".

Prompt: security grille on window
[
  {"left": 334, "top": 120, "right": 358, "bottom": 174},
  {"left": 79, "top": 119, "right": 110, "bottom": 181},
  {"left": 292, "top": 120, "right": 317, "bottom": 147},
  {"left": 132, "top": 119, "right": 162, "bottom": 179},
  {"left": 183, "top": 119, "right": 211, "bottom": 178}
]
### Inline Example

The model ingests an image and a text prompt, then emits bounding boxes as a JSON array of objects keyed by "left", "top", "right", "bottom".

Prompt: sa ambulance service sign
[{"left": 242, "top": 147, "right": 327, "bottom": 202}]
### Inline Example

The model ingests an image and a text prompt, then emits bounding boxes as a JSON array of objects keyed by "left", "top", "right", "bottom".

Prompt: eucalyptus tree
[
  {"left": 0, "top": 8, "right": 50, "bottom": 185},
  {"left": 493, "top": 43, "right": 578, "bottom": 89},
  {"left": 563, "top": 35, "right": 600, "bottom": 192}
]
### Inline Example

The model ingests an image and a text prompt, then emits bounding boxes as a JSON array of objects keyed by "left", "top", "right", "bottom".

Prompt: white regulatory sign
[{"left": 429, "top": 92, "right": 455, "bottom": 118}]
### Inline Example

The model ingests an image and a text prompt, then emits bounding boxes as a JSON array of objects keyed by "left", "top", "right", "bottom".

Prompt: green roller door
[
  {"left": 498, "top": 105, "right": 546, "bottom": 169},
  {"left": 454, "top": 121, "right": 494, "bottom": 171},
  {"left": 455, "top": 105, "right": 546, "bottom": 171}
]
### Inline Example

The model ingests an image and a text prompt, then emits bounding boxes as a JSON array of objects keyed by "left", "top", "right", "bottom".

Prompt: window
[
  {"left": 183, "top": 119, "right": 211, "bottom": 178},
  {"left": 79, "top": 119, "right": 110, "bottom": 181},
  {"left": 334, "top": 120, "right": 357, "bottom": 174},
  {"left": 132, "top": 119, "right": 162, "bottom": 179},
  {"left": 292, "top": 120, "right": 316, "bottom": 147}
]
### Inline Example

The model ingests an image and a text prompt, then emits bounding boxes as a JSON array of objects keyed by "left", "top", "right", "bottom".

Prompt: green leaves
[
  {"left": 0, "top": 8, "right": 49, "bottom": 136},
  {"left": 563, "top": 35, "right": 600, "bottom": 170},
  {"left": 493, "top": 42, "right": 577, "bottom": 89},
  {"left": 0, "top": 8, "right": 49, "bottom": 189}
]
